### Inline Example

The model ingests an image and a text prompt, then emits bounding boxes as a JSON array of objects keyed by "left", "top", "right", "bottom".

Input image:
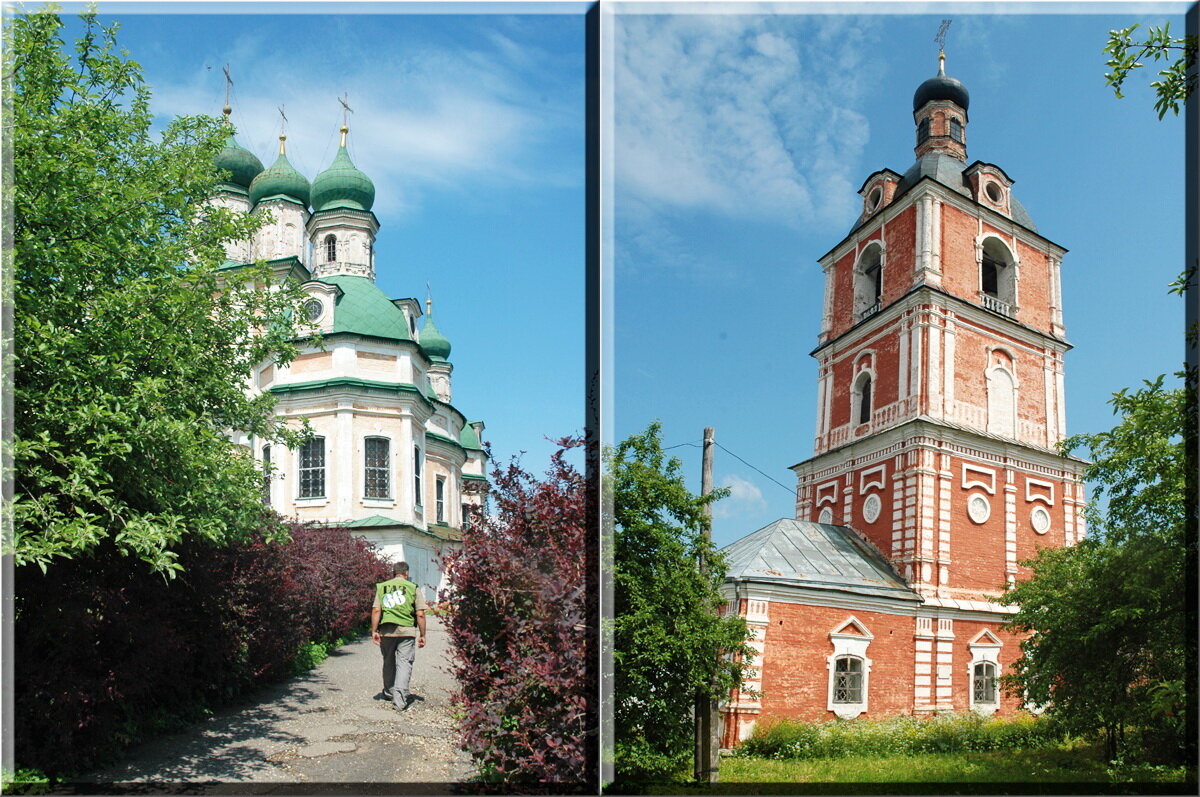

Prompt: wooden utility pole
[{"left": 694, "top": 427, "right": 720, "bottom": 783}]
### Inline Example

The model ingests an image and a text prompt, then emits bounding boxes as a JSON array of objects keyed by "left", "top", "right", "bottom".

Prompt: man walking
[{"left": 371, "top": 561, "right": 427, "bottom": 711}]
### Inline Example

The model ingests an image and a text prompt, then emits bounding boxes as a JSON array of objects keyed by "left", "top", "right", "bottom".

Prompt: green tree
[
  {"left": 1002, "top": 376, "right": 1190, "bottom": 762},
  {"left": 1104, "top": 22, "right": 1197, "bottom": 118},
  {"left": 9, "top": 10, "right": 306, "bottom": 574},
  {"left": 609, "top": 423, "right": 753, "bottom": 783}
]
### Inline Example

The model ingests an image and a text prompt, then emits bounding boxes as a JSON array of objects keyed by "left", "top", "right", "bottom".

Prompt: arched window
[
  {"left": 979, "top": 237, "right": 1017, "bottom": 315},
  {"left": 853, "top": 371, "right": 873, "bottom": 427},
  {"left": 324, "top": 234, "right": 337, "bottom": 262},
  {"left": 973, "top": 662, "right": 998, "bottom": 706},
  {"left": 854, "top": 244, "right": 884, "bottom": 321},
  {"left": 298, "top": 437, "right": 325, "bottom": 499},
  {"left": 364, "top": 437, "right": 390, "bottom": 499},
  {"left": 950, "top": 117, "right": 963, "bottom": 143},
  {"left": 833, "top": 657, "right": 864, "bottom": 704},
  {"left": 918, "top": 117, "right": 931, "bottom": 144}
]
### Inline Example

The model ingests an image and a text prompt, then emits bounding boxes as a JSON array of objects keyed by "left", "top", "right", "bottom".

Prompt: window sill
[
  {"left": 362, "top": 498, "right": 396, "bottom": 507},
  {"left": 295, "top": 498, "right": 328, "bottom": 507},
  {"left": 830, "top": 703, "right": 867, "bottom": 720}
]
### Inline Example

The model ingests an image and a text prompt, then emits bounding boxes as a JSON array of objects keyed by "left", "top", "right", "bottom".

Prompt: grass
[{"left": 711, "top": 741, "right": 1195, "bottom": 791}]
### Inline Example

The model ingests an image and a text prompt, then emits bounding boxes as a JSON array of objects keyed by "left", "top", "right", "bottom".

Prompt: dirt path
[{"left": 79, "top": 615, "right": 474, "bottom": 792}]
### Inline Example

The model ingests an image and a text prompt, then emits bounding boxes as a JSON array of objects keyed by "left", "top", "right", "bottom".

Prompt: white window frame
[
  {"left": 967, "top": 630, "right": 1003, "bottom": 715},
  {"left": 827, "top": 618, "right": 873, "bottom": 719},
  {"left": 298, "top": 436, "right": 326, "bottom": 499},
  {"left": 363, "top": 436, "right": 391, "bottom": 500}
]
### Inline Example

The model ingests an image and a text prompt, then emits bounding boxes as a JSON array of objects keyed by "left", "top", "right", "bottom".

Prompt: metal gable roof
[{"left": 721, "top": 518, "right": 921, "bottom": 602}]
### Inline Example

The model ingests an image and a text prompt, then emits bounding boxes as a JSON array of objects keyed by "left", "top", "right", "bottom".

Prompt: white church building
[{"left": 212, "top": 112, "right": 488, "bottom": 598}]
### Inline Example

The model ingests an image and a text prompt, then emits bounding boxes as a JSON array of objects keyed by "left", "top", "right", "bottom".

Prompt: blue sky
[
  {"left": 609, "top": 6, "right": 1188, "bottom": 548},
  {"left": 87, "top": 8, "right": 587, "bottom": 475}
]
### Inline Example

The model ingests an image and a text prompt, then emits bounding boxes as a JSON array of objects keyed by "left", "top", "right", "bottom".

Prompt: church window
[
  {"left": 298, "top": 437, "right": 325, "bottom": 498},
  {"left": 413, "top": 446, "right": 423, "bottom": 507},
  {"left": 854, "top": 244, "right": 884, "bottom": 321},
  {"left": 828, "top": 618, "right": 872, "bottom": 718},
  {"left": 853, "top": 371, "right": 874, "bottom": 427},
  {"left": 967, "top": 630, "right": 1003, "bottom": 715},
  {"left": 436, "top": 477, "right": 446, "bottom": 523},
  {"left": 950, "top": 117, "right": 963, "bottom": 143},
  {"left": 833, "top": 657, "right": 864, "bottom": 703},
  {"left": 918, "top": 116, "right": 931, "bottom": 144},
  {"left": 973, "top": 662, "right": 998, "bottom": 705},
  {"left": 324, "top": 234, "right": 337, "bottom": 262},
  {"left": 262, "top": 445, "right": 272, "bottom": 505},
  {"left": 979, "top": 237, "right": 1017, "bottom": 315},
  {"left": 364, "top": 437, "right": 390, "bottom": 499}
]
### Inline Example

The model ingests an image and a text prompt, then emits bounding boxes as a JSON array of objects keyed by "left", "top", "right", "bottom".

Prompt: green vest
[{"left": 376, "top": 577, "right": 417, "bottom": 626}]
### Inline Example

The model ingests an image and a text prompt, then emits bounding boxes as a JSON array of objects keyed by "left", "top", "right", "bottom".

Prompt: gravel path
[{"left": 77, "top": 615, "right": 474, "bottom": 793}]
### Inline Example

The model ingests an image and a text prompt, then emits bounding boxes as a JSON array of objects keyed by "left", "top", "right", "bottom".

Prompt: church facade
[
  {"left": 212, "top": 115, "right": 488, "bottom": 598},
  {"left": 719, "top": 55, "right": 1087, "bottom": 745}
]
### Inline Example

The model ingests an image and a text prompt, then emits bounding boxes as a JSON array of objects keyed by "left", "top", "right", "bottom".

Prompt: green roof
[
  {"left": 250, "top": 150, "right": 311, "bottom": 207},
  {"left": 460, "top": 423, "right": 483, "bottom": 451},
  {"left": 419, "top": 313, "right": 452, "bottom": 361},
  {"left": 315, "top": 275, "right": 413, "bottom": 341},
  {"left": 311, "top": 144, "right": 375, "bottom": 212},
  {"left": 215, "top": 133, "right": 264, "bottom": 189}
]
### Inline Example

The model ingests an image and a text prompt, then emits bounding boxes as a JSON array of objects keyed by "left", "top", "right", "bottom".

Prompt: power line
[
  {"left": 714, "top": 441, "right": 795, "bottom": 496},
  {"left": 663, "top": 440, "right": 795, "bottom": 496}
]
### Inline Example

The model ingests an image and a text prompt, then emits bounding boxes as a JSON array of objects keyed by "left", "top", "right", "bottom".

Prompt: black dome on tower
[{"left": 913, "top": 71, "right": 969, "bottom": 114}]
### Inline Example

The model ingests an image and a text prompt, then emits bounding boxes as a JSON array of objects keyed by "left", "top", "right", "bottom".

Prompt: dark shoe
[{"left": 374, "top": 691, "right": 392, "bottom": 701}]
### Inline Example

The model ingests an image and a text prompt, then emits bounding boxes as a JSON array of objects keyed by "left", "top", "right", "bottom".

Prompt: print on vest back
[{"left": 378, "top": 579, "right": 417, "bottom": 626}]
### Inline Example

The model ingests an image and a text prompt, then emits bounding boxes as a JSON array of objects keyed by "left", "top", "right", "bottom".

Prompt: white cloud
[
  {"left": 713, "top": 473, "right": 767, "bottom": 519},
  {"left": 614, "top": 14, "right": 882, "bottom": 276},
  {"left": 148, "top": 28, "right": 580, "bottom": 221}
]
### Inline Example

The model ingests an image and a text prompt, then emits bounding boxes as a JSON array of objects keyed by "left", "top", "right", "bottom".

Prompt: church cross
[{"left": 934, "top": 19, "right": 952, "bottom": 52}]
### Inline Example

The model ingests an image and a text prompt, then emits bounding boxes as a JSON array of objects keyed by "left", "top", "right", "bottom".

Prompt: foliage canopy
[
  {"left": 1003, "top": 376, "right": 1192, "bottom": 763},
  {"left": 9, "top": 10, "right": 307, "bottom": 573},
  {"left": 609, "top": 423, "right": 753, "bottom": 783}
]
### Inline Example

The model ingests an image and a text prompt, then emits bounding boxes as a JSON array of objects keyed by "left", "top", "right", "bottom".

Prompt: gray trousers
[{"left": 380, "top": 636, "right": 416, "bottom": 707}]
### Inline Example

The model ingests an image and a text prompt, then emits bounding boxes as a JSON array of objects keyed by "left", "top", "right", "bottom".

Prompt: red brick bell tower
[
  {"left": 719, "top": 54, "right": 1088, "bottom": 744},
  {"left": 792, "top": 51, "right": 1087, "bottom": 711}
]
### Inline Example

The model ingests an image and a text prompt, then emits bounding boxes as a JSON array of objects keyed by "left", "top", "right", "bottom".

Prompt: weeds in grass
[{"left": 738, "top": 713, "right": 1065, "bottom": 760}]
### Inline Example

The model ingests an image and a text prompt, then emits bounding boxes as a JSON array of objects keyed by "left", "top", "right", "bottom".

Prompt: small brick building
[{"left": 719, "top": 54, "right": 1086, "bottom": 746}]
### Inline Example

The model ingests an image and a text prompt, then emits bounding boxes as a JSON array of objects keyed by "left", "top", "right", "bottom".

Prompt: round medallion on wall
[
  {"left": 1031, "top": 506, "right": 1052, "bottom": 535},
  {"left": 303, "top": 297, "right": 324, "bottom": 323},
  {"left": 818, "top": 507, "right": 834, "bottom": 525},
  {"left": 967, "top": 493, "right": 992, "bottom": 524},
  {"left": 862, "top": 493, "right": 882, "bottom": 524}
]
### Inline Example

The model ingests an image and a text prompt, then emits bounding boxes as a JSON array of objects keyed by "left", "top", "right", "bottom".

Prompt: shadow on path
[{"left": 73, "top": 615, "right": 473, "bottom": 791}]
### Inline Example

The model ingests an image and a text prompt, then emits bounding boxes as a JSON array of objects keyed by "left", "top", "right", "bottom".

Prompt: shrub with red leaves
[
  {"left": 443, "top": 438, "right": 595, "bottom": 789},
  {"left": 13, "top": 523, "right": 390, "bottom": 777}
]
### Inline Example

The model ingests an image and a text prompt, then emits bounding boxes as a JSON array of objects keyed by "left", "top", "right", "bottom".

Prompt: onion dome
[
  {"left": 913, "top": 54, "right": 969, "bottom": 115},
  {"left": 249, "top": 135, "right": 311, "bottom": 207},
  {"left": 215, "top": 133, "right": 264, "bottom": 189},
  {"left": 310, "top": 125, "right": 376, "bottom": 212},
  {"left": 419, "top": 299, "right": 452, "bottom": 362}
]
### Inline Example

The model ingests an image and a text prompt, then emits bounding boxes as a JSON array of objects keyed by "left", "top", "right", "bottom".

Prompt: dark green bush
[
  {"left": 13, "top": 524, "right": 389, "bottom": 777},
  {"left": 739, "top": 713, "right": 1066, "bottom": 760}
]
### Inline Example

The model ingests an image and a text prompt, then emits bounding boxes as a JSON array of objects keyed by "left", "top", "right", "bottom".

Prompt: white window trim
[
  {"left": 828, "top": 618, "right": 874, "bottom": 719},
  {"left": 967, "top": 631, "right": 1003, "bottom": 716}
]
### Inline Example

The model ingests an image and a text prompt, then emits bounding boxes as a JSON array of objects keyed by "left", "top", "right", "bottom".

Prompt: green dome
[
  {"left": 215, "top": 134, "right": 264, "bottom": 189},
  {"left": 311, "top": 144, "right": 375, "bottom": 212},
  {"left": 420, "top": 314, "right": 452, "bottom": 362},
  {"left": 249, "top": 147, "right": 310, "bottom": 207}
]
